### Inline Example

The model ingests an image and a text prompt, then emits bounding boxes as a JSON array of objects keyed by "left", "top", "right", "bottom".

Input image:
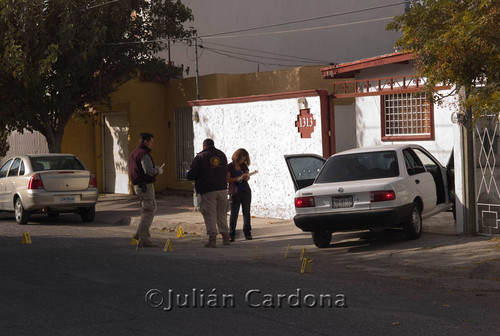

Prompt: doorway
[{"left": 103, "top": 113, "right": 129, "bottom": 194}]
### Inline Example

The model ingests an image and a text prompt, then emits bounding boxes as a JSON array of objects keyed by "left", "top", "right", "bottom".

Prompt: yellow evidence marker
[
  {"left": 22, "top": 232, "right": 32, "bottom": 244},
  {"left": 300, "top": 258, "right": 313, "bottom": 273},
  {"left": 252, "top": 246, "right": 262, "bottom": 260},
  {"left": 284, "top": 244, "right": 291, "bottom": 259},
  {"left": 176, "top": 226, "right": 186, "bottom": 238},
  {"left": 300, "top": 247, "right": 308, "bottom": 261},
  {"left": 163, "top": 239, "right": 173, "bottom": 252}
]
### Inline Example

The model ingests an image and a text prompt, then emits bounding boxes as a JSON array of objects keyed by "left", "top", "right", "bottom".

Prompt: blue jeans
[{"left": 229, "top": 191, "right": 252, "bottom": 238}]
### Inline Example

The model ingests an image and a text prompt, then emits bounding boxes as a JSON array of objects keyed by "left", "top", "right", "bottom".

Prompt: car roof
[
  {"left": 10, "top": 154, "right": 76, "bottom": 159},
  {"left": 333, "top": 144, "right": 421, "bottom": 156}
]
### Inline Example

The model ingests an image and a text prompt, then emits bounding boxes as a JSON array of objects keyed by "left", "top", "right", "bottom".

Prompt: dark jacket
[
  {"left": 228, "top": 162, "right": 251, "bottom": 196},
  {"left": 128, "top": 143, "right": 156, "bottom": 185},
  {"left": 186, "top": 146, "right": 227, "bottom": 194}
]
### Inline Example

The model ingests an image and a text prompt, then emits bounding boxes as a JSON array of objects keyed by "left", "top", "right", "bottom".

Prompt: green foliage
[
  {"left": 387, "top": 0, "right": 499, "bottom": 119},
  {"left": 0, "top": 0, "right": 195, "bottom": 152}
]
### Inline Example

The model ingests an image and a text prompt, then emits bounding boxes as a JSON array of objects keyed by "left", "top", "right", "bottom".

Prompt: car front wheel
[
  {"left": 80, "top": 205, "right": 95, "bottom": 222},
  {"left": 312, "top": 231, "right": 332, "bottom": 248},
  {"left": 403, "top": 202, "right": 422, "bottom": 240},
  {"left": 15, "top": 198, "right": 30, "bottom": 225}
]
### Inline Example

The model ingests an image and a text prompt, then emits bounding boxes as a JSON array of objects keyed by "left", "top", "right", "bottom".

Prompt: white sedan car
[
  {"left": 0, "top": 154, "right": 99, "bottom": 224},
  {"left": 285, "top": 145, "right": 454, "bottom": 248}
]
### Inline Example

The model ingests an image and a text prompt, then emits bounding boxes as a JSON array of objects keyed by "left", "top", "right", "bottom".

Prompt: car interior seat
[{"left": 389, "top": 161, "right": 398, "bottom": 176}]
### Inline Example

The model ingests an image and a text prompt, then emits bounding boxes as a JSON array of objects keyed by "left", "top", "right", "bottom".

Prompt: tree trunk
[{"left": 44, "top": 128, "right": 64, "bottom": 153}]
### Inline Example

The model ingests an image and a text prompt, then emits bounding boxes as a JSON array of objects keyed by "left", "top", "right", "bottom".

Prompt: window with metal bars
[
  {"left": 381, "top": 92, "right": 434, "bottom": 141},
  {"left": 174, "top": 108, "right": 194, "bottom": 180}
]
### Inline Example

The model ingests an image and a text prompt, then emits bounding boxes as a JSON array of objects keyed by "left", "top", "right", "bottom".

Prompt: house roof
[{"left": 321, "top": 52, "right": 414, "bottom": 79}]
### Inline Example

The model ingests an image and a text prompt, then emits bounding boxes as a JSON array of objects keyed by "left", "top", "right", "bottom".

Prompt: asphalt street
[{"left": 0, "top": 194, "right": 499, "bottom": 335}]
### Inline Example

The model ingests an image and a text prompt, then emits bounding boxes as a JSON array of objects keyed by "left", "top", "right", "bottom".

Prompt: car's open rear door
[{"left": 284, "top": 154, "right": 326, "bottom": 191}]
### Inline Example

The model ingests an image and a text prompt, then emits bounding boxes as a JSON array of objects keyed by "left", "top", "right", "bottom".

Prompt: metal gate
[
  {"left": 174, "top": 108, "right": 194, "bottom": 180},
  {"left": 474, "top": 116, "right": 500, "bottom": 235}
]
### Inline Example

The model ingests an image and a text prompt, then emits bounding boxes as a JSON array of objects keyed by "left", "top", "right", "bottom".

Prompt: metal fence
[
  {"left": 474, "top": 116, "right": 500, "bottom": 235},
  {"left": 0, "top": 130, "right": 48, "bottom": 166}
]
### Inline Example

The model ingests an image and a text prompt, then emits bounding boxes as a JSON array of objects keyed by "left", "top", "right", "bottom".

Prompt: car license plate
[
  {"left": 332, "top": 196, "right": 353, "bottom": 208},
  {"left": 60, "top": 196, "right": 76, "bottom": 203}
]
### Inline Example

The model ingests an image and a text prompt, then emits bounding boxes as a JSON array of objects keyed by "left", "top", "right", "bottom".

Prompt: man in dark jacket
[
  {"left": 128, "top": 133, "right": 163, "bottom": 247},
  {"left": 186, "top": 138, "right": 230, "bottom": 247}
]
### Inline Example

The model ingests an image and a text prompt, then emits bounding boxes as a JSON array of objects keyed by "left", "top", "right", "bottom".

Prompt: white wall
[
  {"left": 192, "top": 95, "right": 324, "bottom": 219},
  {"left": 355, "top": 90, "right": 459, "bottom": 166},
  {"left": 334, "top": 104, "right": 357, "bottom": 153}
]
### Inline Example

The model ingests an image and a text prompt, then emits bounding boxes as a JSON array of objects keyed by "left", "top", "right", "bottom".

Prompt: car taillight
[
  {"left": 370, "top": 190, "right": 396, "bottom": 202},
  {"left": 28, "top": 173, "right": 45, "bottom": 190},
  {"left": 295, "top": 196, "right": 315, "bottom": 208},
  {"left": 89, "top": 174, "right": 97, "bottom": 188}
]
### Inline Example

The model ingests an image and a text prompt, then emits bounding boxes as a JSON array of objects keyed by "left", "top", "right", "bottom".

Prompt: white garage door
[{"left": 103, "top": 113, "right": 129, "bottom": 194}]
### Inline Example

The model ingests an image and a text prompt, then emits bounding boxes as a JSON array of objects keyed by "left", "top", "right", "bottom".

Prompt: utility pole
[
  {"left": 194, "top": 36, "right": 200, "bottom": 100},
  {"left": 167, "top": 39, "right": 172, "bottom": 75}
]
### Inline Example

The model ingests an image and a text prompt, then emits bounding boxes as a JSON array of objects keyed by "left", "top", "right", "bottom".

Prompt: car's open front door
[
  {"left": 284, "top": 154, "right": 326, "bottom": 191},
  {"left": 446, "top": 150, "right": 456, "bottom": 219},
  {"left": 446, "top": 151, "right": 455, "bottom": 199}
]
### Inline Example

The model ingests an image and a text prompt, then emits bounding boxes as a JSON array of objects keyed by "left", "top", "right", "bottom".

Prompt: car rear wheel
[
  {"left": 15, "top": 198, "right": 30, "bottom": 225},
  {"left": 80, "top": 205, "right": 95, "bottom": 222},
  {"left": 312, "top": 231, "right": 332, "bottom": 248},
  {"left": 403, "top": 202, "right": 422, "bottom": 240}
]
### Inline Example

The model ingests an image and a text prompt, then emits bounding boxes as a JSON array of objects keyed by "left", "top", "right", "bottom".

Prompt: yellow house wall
[
  {"left": 61, "top": 117, "right": 96, "bottom": 175},
  {"left": 62, "top": 66, "right": 335, "bottom": 194}
]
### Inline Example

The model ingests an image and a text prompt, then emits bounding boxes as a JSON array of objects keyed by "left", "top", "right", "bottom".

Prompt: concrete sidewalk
[
  {"left": 95, "top": 190, "right": 293, "bottom": 238},
  {"left": 95, "top": 190, "right": 464, "bottom": 238},
  {"left": 95, "top": 191, "right": 500, "bottom": 290}
]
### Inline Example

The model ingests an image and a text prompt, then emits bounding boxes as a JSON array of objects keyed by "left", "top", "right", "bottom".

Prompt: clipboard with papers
[{"left": 237, "top": 170, "right": 258, "bottom": 181}]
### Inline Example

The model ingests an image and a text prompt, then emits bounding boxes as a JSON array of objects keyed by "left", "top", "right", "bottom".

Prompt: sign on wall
[{"left": 295, "top": 108, "right": 316, "bottom": 138}]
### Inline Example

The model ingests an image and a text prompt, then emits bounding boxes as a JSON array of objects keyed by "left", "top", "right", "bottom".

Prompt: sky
[{"left": 167, "top": 0, "right": 407, "bottom": 77}]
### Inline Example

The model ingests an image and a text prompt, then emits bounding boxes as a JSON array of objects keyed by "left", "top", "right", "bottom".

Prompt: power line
[
  {"left": 108, "top": 15, "right": 394, "bottom": 46},
  {"left": 201, "top": 41, "right": 333, "bottom": 64},
  {"left": 203, "top": 48, "right": 305, "bottom": 68},
  {"left": 203, "top": 16, "right": 394, "bottom": 40},
  {"left": 201, "top": 46, "right": 325, "bottom": 65},
  {"left": 106, "top": 1, "right": 404, "bottom": 45},
  {"left": 199, "top": 1, "right": 406, "bottom": 38}
]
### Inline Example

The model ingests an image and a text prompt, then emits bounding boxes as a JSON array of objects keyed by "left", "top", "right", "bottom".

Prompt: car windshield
[
  {"left": 30, "top": 156, "right": 85, "bottom": 171},
  {"left": 316, "top": 150, "right": 399, "bottom": 183}
]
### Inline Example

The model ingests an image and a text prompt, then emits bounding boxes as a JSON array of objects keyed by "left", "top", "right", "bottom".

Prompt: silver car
[{"left": 0, "top": 154, "right": 98, "bottom": 224}]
